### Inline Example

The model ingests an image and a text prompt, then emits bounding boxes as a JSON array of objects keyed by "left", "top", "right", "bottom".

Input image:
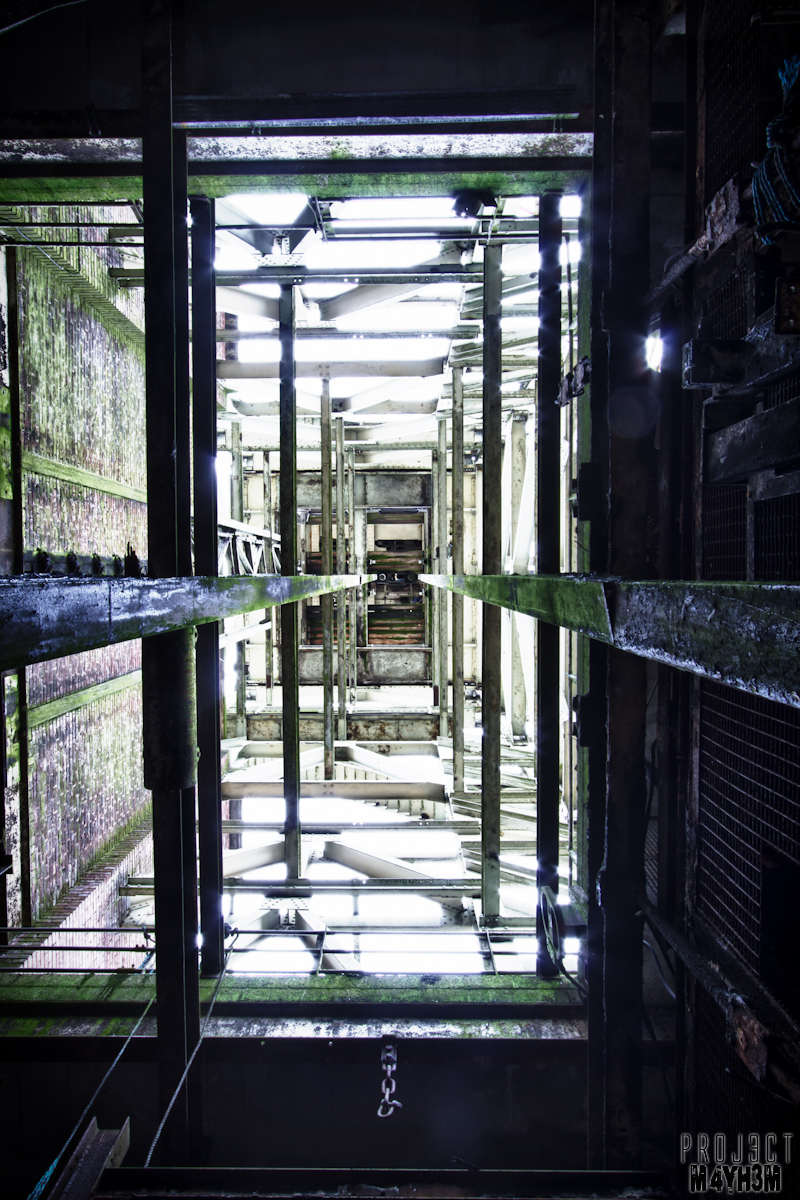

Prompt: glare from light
[
  {"left": 563, "top": 937, "right": 582, "bottom": 955},
  {"left": 559, "top": 195, "right": 582, "bottom": 217},
  {"left": 215, "top": 449, "right": 232, "bottom": 488},
  {"left": 215, "top": 242, "right": 260, "bottom": 271},
  {"left": 559, "top": 240, "right": 582, "bottom": 266},
  {"left": 646, "top": 335, "right": 664, "bottom": 372},
  {"left": 330, "top": 197, "right": 461, "bottom": 220},
  {"left": 304, "top": 236, "right": 437, "bottom": 270},
  {"left": 226, "top": 192, "right": 309, "bottom": 227},
  {"left": 337, "top": 302, "right": 459, "bottom": 332}
]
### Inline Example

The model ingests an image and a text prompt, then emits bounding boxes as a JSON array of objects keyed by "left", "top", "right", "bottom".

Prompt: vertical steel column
[
  {"left": 510, "top": 416, "right": 527, "bottom": 738},
  {"left": 481, "top": 245, "right": 503, "bottom": 922},
  {"left": 347, "top": 447, "right": 357, "bottom": 701},
  {"left": 537, "top": 193, "right": 563, "bottom": 969},
  {"left": 452, "top": 367, "right": 465, "bottom": 793},
  {"left": 320, "top": 380, "right": 334, "bottom": 779},
  {"left": 438, "top": 416, "right": 448, "bottom": 736},
  {"left": 588, "top": 0, "right": 653, "bottom": 1168},
  {"left": 141, "top": 0, "right": 199, "bottom": 1164},
  {"left": 279, "top": 285, "right": 301, "bottom": 878},
  {"left": 264, "top": 452, "right": 273, "bottom": 701},
  {"left": 190, "top": 195, "right": 224, "bottom": 978},
  {"left": 431, "top": 450, "right": 440, "bottom": 708},
  {"left": 335, "top": 418, "right": 347, "bottom": 739}
]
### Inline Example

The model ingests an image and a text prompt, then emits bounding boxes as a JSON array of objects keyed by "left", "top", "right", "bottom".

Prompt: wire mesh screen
[
  {"left": 693, "top": 984, "right": 800, "bottom": 1147},
  {"left": 703, "top": 271, "right": 749, "bottom": 340},
  {"left": 703, "top": 485, "right": 747, "bottom": 579},
  {"left": 763, "top": 370, "right": 800, "bottom": 410},
  {"left": 755, "top": 493, "right": 800, "bottom": 580},
  {"left": 703, "top": 0, "right": 763, "bottom": 204},
  {"left": 697, "top": 682, "right": 800, "bottom": 974}
]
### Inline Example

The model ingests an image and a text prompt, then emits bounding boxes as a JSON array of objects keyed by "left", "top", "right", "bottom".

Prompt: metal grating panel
[
  {"left": 697, "top": 682, "right": 800, "bottom": 973},
  {"left": 763, "top": 370, "right": 800, "bottom": 410},
  {"left": 703, "top": 271, "right": 749, "bottom": 340},
  {"left": 703, "top": 0, "right": 762, "bottom": 204},
  {"left": 755, "top": 493, "right": 800, "bottom": 580},
  {"left": 703, "top": 485, "right": 747, "bottom": 580}
]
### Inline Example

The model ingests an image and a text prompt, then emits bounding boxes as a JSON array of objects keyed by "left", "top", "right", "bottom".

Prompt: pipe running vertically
[
  {"left": 141, "top": 0, "right": 200, "bottom": 1163},
  {"left": 452, "top": 367, "right": 465, "bottom": 793},
  {"left": 320, "top": 380, "right": 334, "bottom": 779},
  {"left": 438, "top": 416, "right": 448, "bottom": 736},
  {"left": 190, "top": 195, "right": 224, "bottom": 979},
  {"left": 335, "top": 417, "right": 347, "bottom": 739},
  {"left": 481, "top": 244, "right": 503, "bottom": 922},
  {"left": 279, "top": 285, "right": 301, "bottom": 878},
  {"left": 536, "top": 192, "right": 563, "bottom": 972}
]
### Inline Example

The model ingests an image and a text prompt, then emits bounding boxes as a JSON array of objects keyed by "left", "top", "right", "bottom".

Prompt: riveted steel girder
[{"left": 421, "top": 574, "right": 800, "bottom": 708}]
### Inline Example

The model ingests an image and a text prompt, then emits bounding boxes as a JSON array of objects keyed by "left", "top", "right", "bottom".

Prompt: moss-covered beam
[
  {"left": 421, "top": 574, "right": 800, "bottom": 708},
  {"left": 0, "top": 574, "right": 371, "bottom": 670},
  {"left": 0, "top": 167, "right": 589, "bottom": 205}
]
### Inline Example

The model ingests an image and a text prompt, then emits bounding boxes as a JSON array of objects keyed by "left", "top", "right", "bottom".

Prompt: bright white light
[
  {"left": 646, "top": 335, "right": 664, "bottom": 372},
  {"left": 560, "top": 195, "right": 582, "bottom": 217},
  {"left": 563, "top": 937, "right": 582, "bottom": 955},
  {"left": 238, "top": 339, "right": 280, "bottom": 363},
  {"left": 337, "top": 302, "right": 458, "bottom": 332},
  {"left": 295, "top": 337, "right": 450, "bottom": 363},
  {"left": 330, "top": 197, "right": 460, "bottom": 220},
  {"left": 303, "top": 236, "right": 436, "bottom": 270},
  {"left": 215, "top": 242, "right": 260, "bottom": 271},
  {"left": 502, "top": 196, "right": 539, "bottom": 218},
  {"left": 559, "top": 240, "right": 582, "bottom": 265},
  {"left": 215, "top": 449, "right": 232, "bottom": 488},
  {"left": 226, "top": 192, "right": 309, "bottom": 227}
]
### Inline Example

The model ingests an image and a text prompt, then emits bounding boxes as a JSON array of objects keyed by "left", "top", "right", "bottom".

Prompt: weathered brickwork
[
  {"left": 17, "top": 247, "right": 145, "bottom": 486},
  {"left": 24, "top": 474, "right": 146, "bottom": 558},
  {"left": 27, "top": 641, "right": 142, "bottom": 707},
  {"left": 9, "top": 816, "right": 153, "bottom": 971},
  {"left": 27, "top": 680, "right": 148, "bottom": 918}
]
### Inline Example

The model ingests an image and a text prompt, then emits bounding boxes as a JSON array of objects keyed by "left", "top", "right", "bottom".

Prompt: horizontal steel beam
[
  {"left": 217, "top": 359, "right": 443, "bottom": 379},
  {"left": 217, "top": 821, "right": 479, "bottom": 833},
  {"left": 422, "top": 574, "right": 800, "bottom": 708},
  {"left": 111, "top": 265, "right": 483, "bottom": 286},
  {"left": 121, "top": 880, "right": 481, "bottom": 898},
  {"left": 0, "top": 575, "right": 369, "bottom": 670}
]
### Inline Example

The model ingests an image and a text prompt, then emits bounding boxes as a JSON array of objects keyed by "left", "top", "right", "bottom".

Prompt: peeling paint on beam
[
  {"left": 0, "top": 575, "right": 370, "bottom": 670},
  {"left": 421, "top": 575, "right": 800, "bottom": 707}
]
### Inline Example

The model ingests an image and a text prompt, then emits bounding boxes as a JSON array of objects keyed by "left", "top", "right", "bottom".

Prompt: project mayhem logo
[{"left": 681, "top": 1133, "right": 793, "bottom": 1193}]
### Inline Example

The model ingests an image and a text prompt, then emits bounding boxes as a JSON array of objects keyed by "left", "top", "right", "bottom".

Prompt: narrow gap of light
[
  {"left": 646, "top": 335, "right": 664, "bottom": 372},
  {"left": 559, "top": 195, "right": 582, "bottom": 217}
]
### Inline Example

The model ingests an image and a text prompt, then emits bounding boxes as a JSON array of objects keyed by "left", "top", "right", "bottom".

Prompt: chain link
[{"left": 377, "top": 1044, "right": 402, "bottom": 1118}]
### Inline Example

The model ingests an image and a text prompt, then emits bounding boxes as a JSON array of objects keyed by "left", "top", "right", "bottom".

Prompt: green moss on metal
[
  {"left": 0, "top": 171, "right": 589, "bottom": 204},
  {"left": 423, "top": 574, "right": 612, "bottom": 640},
  {"left": 0, "top": 968, "right": 579, "bottom": 1014}
]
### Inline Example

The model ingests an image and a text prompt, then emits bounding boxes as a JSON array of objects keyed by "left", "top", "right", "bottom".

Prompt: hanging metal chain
[{"left": 377, "top": 1043, "right": 402, "bottom": 1118}]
